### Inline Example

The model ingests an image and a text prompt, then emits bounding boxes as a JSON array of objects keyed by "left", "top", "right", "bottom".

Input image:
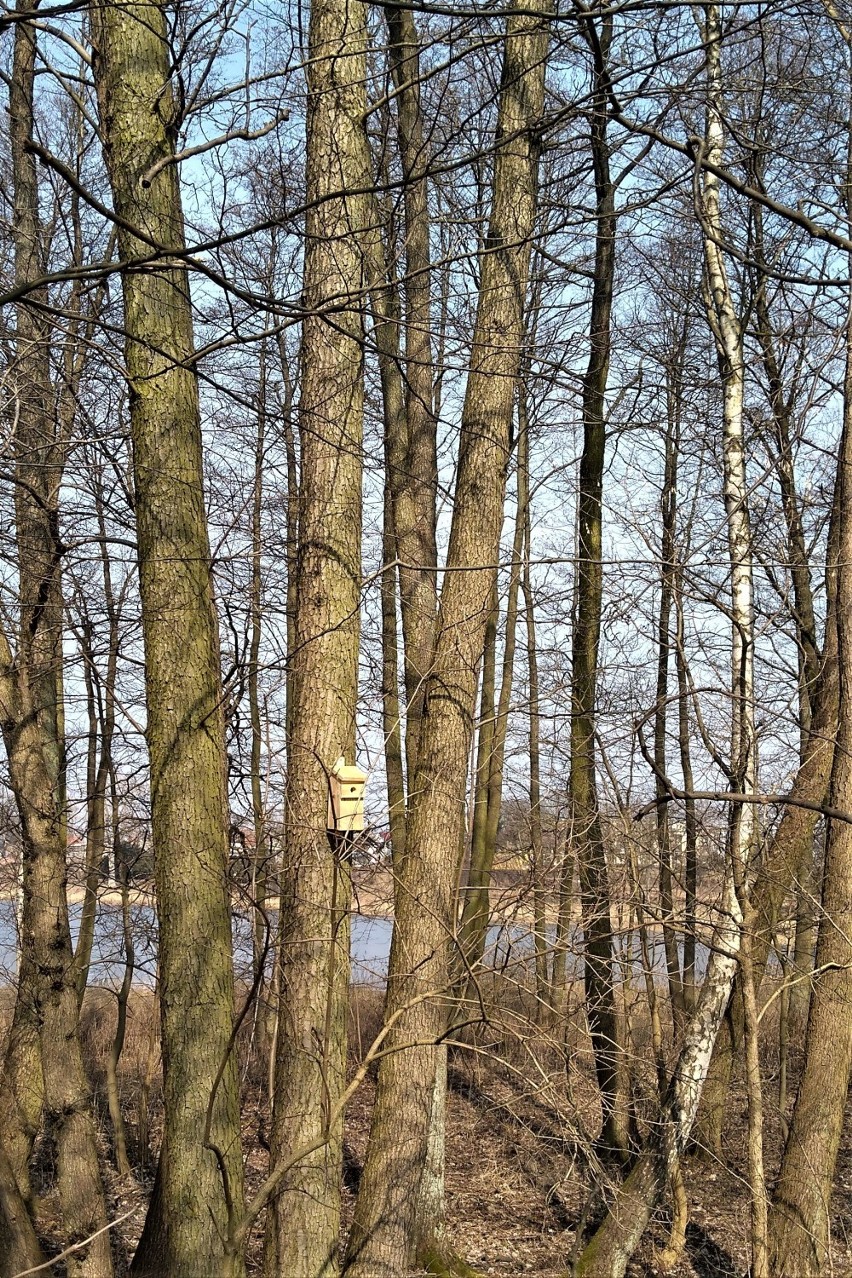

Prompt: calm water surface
[{"left": 0, "top": 899, "right": 712, "bottom": 988}]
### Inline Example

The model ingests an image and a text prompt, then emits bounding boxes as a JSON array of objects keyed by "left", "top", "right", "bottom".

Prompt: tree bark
[
  {"left": 89, "top": 4, "right": 246, "bottom": 1271},
  {"left": 0, "top": 9, "right": 114, "bottom": 1274},
  {"left": 457, "top": 446, "right": 527, "bottom": 997},
  {"left": 694, "top": 584, "right": 838, "bottom": 1156},
  {"left": 386, "top": 4, "right": 439, "bottom": 780},
  {"left": 343, "top": 9, "right": 552, "bottom": 1272},
  {"left": 767, "top": 405, "right": 852, "bottom": 1278},
  {"left": 572, "top": 8, "right": 757, "bottom": 1267},
  {"left": 654, "top": 341, "right": 687, "bottom": 1036},
  {"left": 518, "top": 389, "right": 550, "bottom": 1016},
  {"left": 568, "top": 7, "right": 632, "bottom": 1159},
  {"left": 1, "top": 663, "right": 114, "bottom": 1278},
  {"left": 262, "top": 0, "right": 369, "bottom": 1269},
  {"left": 674, "top": 568, "right": 699, "bottom": 1015},
  {"left": 766, "top": 54, "right": 852, "bottom": 1272}
]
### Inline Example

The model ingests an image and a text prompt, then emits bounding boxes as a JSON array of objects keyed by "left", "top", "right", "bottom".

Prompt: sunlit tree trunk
[
  {"left": 458, "top": 453, "right": 527, "bottom": 995},
  {"left": 262, "top": 0, "right": 369, "bottom": 1269},
  {"left": 344, "top": 9, "right": 552, "bottom": 1272},
  {"left": 90, "top": 3, "right": 246, "bottom": 1271},
  {"left": 695, "top": 545, "right": 838, "bottom": 1156}
]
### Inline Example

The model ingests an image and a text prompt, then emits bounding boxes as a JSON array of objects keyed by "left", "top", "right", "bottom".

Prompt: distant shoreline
[{"left": 0, "top": 866, "right": 565, "bottom": 926}]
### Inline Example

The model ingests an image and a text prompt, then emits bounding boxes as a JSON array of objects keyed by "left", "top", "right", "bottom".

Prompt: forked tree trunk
[
  {"left": 343, "top": 9, "right": 552, "bottom": 1273},
  {"left": 90, "top": 4, "right": 246, "bottom": 1272},
  {"left": 261, "top": 0, "right": 369, "bottom": 1269}
]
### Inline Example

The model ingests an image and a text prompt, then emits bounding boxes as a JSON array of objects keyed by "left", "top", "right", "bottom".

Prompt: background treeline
[{"left": 0, "top": 0, "right": 850, "bottom": 1275}]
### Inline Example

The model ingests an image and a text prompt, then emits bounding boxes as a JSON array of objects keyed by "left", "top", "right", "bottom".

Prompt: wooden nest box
[{"left": 327, "top": 756, "right": 367, "bottom": 835}]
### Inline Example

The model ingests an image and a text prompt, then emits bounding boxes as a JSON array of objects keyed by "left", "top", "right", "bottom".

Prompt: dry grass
[{"left": 2, "top": 971, "right": 852, "bottom": 1276}]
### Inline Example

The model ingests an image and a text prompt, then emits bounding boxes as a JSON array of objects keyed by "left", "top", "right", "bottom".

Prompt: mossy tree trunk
[{"left": 90, "top": 4, "right": 246, "bottom": 1272}]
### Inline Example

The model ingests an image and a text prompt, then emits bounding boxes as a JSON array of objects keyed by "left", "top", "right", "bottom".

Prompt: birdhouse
[{"left": 327, "top": 756, "right": 367, "bottom": 835}]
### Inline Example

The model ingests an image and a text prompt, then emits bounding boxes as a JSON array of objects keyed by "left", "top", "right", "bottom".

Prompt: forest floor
[
  {"left": 338, "top": 987, "right": 852, "bottom": 1278},
  {"left": 7, "top": 979, "right": 852, "bottom": 1277}
]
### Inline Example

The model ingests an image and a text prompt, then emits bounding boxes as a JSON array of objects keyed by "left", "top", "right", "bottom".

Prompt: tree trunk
[
  {"left": 90, "top": 4, "right": 246, "bottom": 1271},
  {"left": 457, "top": 443, "right": 527, "bottom": 998},
  {"left": 569, "top": 8, "right": 631, "bottom": 1160},
  {"left": 2, "top": 690, "right": 114, "bottom": 1278},
  {"left": 752, "top": 179, "right": 822, "bottom": 1038},
  {"left": 767, "top": 444, "right": 852, "bottom": 1277},
  {"left": 106, "top": 779, "right": 133, "bottom": 1179},
  {"left": 248, "top": 344, "right": 273, "bottom": 1067},
  {"left": 458, "top": 584, "right": 498, "bottom": 981},
  {"left": 0, "top": 9, "right": 115, "bottom": 1274},
  {"left": 262, "top": 0, "right": 369, "bottom": 1269},
  {"left": 518, "top": 391, "right": 550, "bottom": 1016},
  {"left": 694, "top": 585, "right": 838, "bottom": 1156},
  {"left": 73, "top": 601, "right": 117, "bottom": 1003},
  {"left": 344, "top": 9, "right": 552, "bottom": 1272},
  {"left": 0, "top": 1139, "right": 44, "bottom": 1278},
  {"left": 674, "top": 569, "right": 698, "bottom": 1015},
  {"left": 381, "top": 480, "right": 408, "bottom": 864},
  {"left": 654, "top": 348, "right": 687, "bottom": 1036},
  {"left": 386, "top": 4, "right": 439, "bottom": 781},
  {"left": 766, "top": 61, "right": 852, "bottom": 1274},
  {"left": 0, "top": 0, "right": 55, "bottom": 1214},
  {"left": 573, "top": 8, "right": 757, "bottom": 1267}
]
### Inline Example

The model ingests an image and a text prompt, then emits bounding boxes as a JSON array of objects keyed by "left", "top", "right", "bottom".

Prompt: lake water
[{"left": 0, "top": 899, "right": 712, "bottom": 990}]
